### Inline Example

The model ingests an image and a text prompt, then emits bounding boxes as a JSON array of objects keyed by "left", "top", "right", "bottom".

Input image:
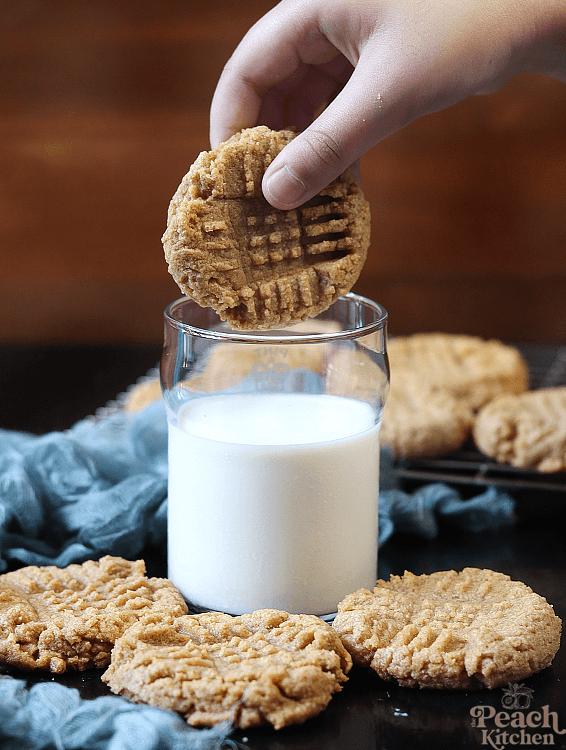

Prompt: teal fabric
[
  {"left": 0, "top": 678, "right": 236, "bottom": 750},
  {"left": 377, "top": 448, "right": 515, "bottom": 543},
  {"left": 0, "top": 400, "right": 168, "bottom": 572}
]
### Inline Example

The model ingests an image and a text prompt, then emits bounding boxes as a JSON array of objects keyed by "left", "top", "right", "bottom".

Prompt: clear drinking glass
[{"left": 161, "top": 293, "right": 389, "bottom": 619}]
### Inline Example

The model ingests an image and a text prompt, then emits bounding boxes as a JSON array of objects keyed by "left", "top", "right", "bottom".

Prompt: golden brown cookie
[
  {"left": 473, "top": 387, "right": 566, "bottom": 472},
  {"left": 102, "top": 609, "right": 352, "bottom": 729},
  {"left": 162, "top": 126, "right": 370, "bottom": 330},
  {"left": 380, "top": 371, "right": 473, "bottom": 458},
  {"left": 380, "top": 334, "right": 529, "bottom": 458},
  {"left": 333, "top": 568, "right": 561, "bottom": 690},
  {"left": 123, "top": 378, "right": 162, "bottom": 413},
  {"left": 0, "top": 556, "right": 188, "bottom": 673},
  {"left": 387, "top": 334, "right": 529, "bottom": 411}
]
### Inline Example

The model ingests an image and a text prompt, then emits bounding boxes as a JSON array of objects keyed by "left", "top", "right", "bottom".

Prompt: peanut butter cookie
[
  {"left": 0, "top": 556, "right": 188, "bottom": 673},
  {"left": 380, "top": 371, "right": 473, "bottom": 458},
  {"left": 387, "top": 334, "right": 529, "bottom": 411},
  {"left": 473, "top": 387, "right": 566, "bottom": 472},
  {"left": 381, "top": 334, "right": 529, "bottom": 458},
  {"left": 333, "top": 568, "right": 561, "bottom": 689},
  {"left": 123, "top": 378, "right": 162, "bottom": 413},
  {"left": 162, "top": 126, "right": 370, "bottom": 330},
  {"left": 102, "top": 609, "right": 352, "bottom": 729}
]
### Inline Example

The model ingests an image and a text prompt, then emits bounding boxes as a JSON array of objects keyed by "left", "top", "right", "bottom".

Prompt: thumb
[
  {"left": 262, "top": 68, "right": 382, "bottom": 208},
  {"left": 263, "top": 130, "right": 351, "bottom": 209}
]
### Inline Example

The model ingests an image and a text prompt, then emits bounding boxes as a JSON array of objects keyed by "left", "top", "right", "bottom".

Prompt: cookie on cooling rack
[
  {"left": 333, "top": 568, "right": 561, "bottom": 690},
  {"left": 380, "top": 370, "right": 473, "bottom": 458},
  {"left": 387, "top": 333, "right": 529, "bottom": 410},
  {"left": 380, "top": 333, "right": 529, "bottom": 458},
  {"left": 0, "top": 556, "right": 188, "bottom": 673},
  {"left": 102, "top": 609, "right": 352, "bottom": 730},
  {"left": 162, "top": 126, "right": 370, "bottom": 330},
  {"left": 473, "top": 386, "right": 566, "bottom": 472},
  {"left": 123, "top": 378, "right": 162, "bottom": 413}
]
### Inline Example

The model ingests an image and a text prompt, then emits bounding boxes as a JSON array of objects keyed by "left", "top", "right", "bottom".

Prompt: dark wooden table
[{"left": 1, "top": 343, "right": 565, "bottom": 750}]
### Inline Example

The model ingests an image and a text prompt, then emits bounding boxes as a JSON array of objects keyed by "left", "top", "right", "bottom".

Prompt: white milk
[{"left": 167, "top": 392, "right": 380, "bottom": 617}]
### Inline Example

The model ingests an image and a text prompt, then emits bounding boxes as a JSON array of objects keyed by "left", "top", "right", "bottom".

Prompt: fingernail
[{"left": 264, "top": 165, "right": 307, "bottom": 208}]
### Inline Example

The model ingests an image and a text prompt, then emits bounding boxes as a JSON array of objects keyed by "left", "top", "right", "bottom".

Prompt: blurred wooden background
[{"left": 1, "top": 0, "right": 565, "bottom": 346}]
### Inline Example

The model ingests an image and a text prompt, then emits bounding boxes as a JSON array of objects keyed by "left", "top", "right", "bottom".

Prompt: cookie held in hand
[
  {"left": 162, "top": 126, "right": 370, "bottom": 330},
  {"left": 333, "top": 568, "right": 561, "bottom": 690},
  {"left": 102, "top": 609, "right": 352, "bottom": 729},
  {"left": 0, "top": 556, "right": 188, "bottom": 673}
]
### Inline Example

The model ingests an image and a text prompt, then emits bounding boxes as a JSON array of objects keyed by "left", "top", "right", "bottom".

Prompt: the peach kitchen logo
[{"left": 470, "top": 683, "right": 565, "bottom": 747}]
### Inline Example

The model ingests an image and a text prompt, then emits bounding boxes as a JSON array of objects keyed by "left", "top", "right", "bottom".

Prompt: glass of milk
[{"left": 161, "top": 293, "right": 389, "bottom": 619}]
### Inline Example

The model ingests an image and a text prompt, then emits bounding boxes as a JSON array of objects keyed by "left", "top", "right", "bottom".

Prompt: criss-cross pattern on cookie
[{"left": 333, "top": 568, "right": 562, "bottom": 690}]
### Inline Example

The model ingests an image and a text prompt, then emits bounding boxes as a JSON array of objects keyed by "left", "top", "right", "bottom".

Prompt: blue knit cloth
[{"left": 0, "top": 397, "right": 515, "bottom": 748}]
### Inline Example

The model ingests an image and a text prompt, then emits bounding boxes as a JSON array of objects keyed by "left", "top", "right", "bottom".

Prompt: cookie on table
[
  {"left": 162, "top": 126, "right": 370, "bottom": 330},
  {"left": 332, "top": 568, "right": 561, "bottom": 690},
  {"left": 0, "top": 556, "right": 188, "bottom": 673},
  {"left": 473, "top": 386, "right": 566, "bottom": 472},
  {"left": 102, "top": 609, "right": 352, "bottom": 730},
  {"left": 380, "top": 371, "right": 473, "bottom": 458}
]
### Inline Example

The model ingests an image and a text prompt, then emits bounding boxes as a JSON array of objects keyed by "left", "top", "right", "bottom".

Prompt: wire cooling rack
[{"left": 394, "top": 345, "right": 566, "bottom": 497}]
